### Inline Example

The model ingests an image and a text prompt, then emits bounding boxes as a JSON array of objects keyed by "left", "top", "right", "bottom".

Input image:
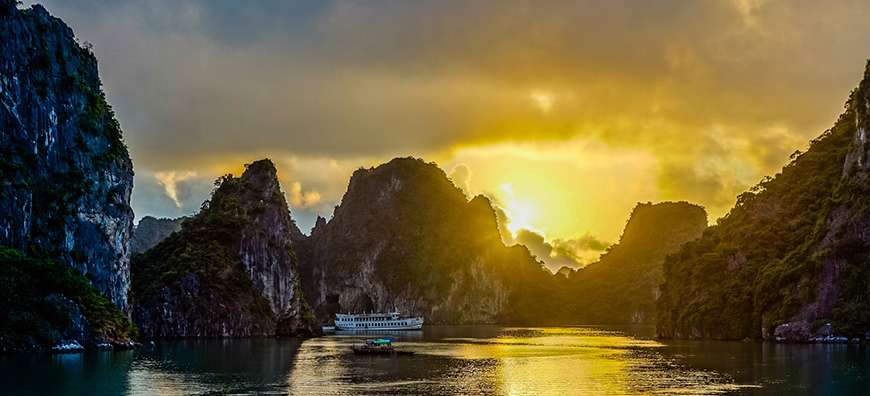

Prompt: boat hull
[
  {"left": 334, "top": 312, "right": 424, "bottom": 331},
  {"left": 352, "top": 347, "right": 415, "bottom": 356},
  {"left": 335, "top": 323, "right": 423, "bottom": 331}
]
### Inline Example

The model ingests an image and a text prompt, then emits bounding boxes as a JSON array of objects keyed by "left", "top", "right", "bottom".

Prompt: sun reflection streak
[{"left": 277, "top": 327, "right": 748, "bottom": 395}]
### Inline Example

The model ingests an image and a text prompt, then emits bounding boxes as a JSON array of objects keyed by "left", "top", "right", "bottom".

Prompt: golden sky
[{"left": 32, "top": 0, "right": 870, "bottom": 269}]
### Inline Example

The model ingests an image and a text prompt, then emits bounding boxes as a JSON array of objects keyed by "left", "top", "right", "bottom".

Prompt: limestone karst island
[{"left": 2, "top": 0, "right": 870, "bottom": 394}]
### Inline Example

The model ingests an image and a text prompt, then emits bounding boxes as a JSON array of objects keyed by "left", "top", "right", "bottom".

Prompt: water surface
[{"left": 1, "top": 326, "right": 868, "bottom": 395}]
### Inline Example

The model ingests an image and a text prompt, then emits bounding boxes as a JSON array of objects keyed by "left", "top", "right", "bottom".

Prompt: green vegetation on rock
[
  {"left": 1, "top": 0, "right": 135, "bottom": 316},
  {"left": 658, "top": 61, "right": 870, "bottom": 340},
  {"left": 0, "top": 246, "right": 135, "bottom": 351},
  {"left": 132, "top": 159, "right": 315, "bottom": 337},
  {"left": 132, "top": 181, "right": 277, "bottom": 336}
]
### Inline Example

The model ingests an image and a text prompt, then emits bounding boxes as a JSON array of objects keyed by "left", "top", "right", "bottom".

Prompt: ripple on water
[
  {"left": 5, "top": 326, "right": 863, "bottom": 395},
  {"left": 284, "top": 327, "right": 749, "bottom": 395}
]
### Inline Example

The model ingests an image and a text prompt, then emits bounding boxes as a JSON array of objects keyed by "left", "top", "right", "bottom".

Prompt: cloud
[
  {"left": 514, "top": 229, "right": 610, "bottom": 273},
  {"left": 288, "top": 181, "right": 322, "bottom": 208},
  {"left": 27, "top": 0, "right": 870, "bottom": 239},
  {"left": 132, "top": 170, "right": 213, "bottom": 221},
  {"left": 153, "top": 171, "right": 197, "bottom": 208},
  {"left": 490, "top": 199, "right": 515, "bottom": 246},
  {"left": 731, "top": 0, "right": 765, "bottom": 27},
  {"left": 36, "top": 0, "right": 867, "bottom": 164},
  {"left": 448, "top": 164, "right": 471, "bottom": 195},
  {"left": 552, "top": 235, "right": 610, "bottom": 256}
]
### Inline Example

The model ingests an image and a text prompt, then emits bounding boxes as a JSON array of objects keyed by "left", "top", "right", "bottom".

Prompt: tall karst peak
[
  {"left": 297, "top": 156, "right": 553, "bottom": 325},
  {"left": 132, "top": 158, "right": 314, "bottom": 337}
]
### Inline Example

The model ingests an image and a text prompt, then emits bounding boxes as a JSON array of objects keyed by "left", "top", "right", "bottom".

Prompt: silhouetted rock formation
[
  {"left": 564, "top": 202, "right": 707, "bottom": 324},
  {"left": 132, "top": 160, "right": 315, "bottom": 337},
  {"left": 297, "top": 157, "right": 554, "bottom": 324},
  {"left": 658, "top": 61, "right": 870, "bottom": 342}
]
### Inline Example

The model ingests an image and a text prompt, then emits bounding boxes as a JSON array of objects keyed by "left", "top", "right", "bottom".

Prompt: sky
[{"left": 27, "top": 0, "right": 870, "bottom": 271}]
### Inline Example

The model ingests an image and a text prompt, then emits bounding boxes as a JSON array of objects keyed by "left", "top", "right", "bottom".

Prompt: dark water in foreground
[{"left": 1, "top": 326, "right": 868, "bottom": 395}]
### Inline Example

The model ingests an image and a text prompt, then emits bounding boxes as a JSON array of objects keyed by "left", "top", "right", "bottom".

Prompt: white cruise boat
[{"left": 334, "top": 311, "right": 424, "bottom": 331}]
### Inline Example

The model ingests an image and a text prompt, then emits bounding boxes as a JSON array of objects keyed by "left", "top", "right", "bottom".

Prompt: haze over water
[{"left": 2, "top": 326, "right": 868, "bottom": 395}]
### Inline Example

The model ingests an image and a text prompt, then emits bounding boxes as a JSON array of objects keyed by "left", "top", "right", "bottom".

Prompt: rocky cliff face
[
  {"left": 0, "top": 246, "right": 135, "bottom": 352},
  {"left": 564, "top": 202, "right": 707, "bottom": 324},
  {"left": 132, "top": 159, "right": 315, "bottom": 337},
  {"left": 130, "top": 216, "right": 186, "bottom": 254},
  {"left": 0, "top": 2, "right": 135, "bottom": 350},
  {"left": 0, "top": 2, "right": 134, "bottom": 314},
  {"left": 658, "top": 61, "right": 870, "bottom": 342},
  {"left": 298, "top": 157, "right": 554, "bottom": 324}
]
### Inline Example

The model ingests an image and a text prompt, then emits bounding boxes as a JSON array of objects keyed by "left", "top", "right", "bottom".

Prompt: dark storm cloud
[{"left": 33, "top": 0, "right": 870, "bottom": 165}]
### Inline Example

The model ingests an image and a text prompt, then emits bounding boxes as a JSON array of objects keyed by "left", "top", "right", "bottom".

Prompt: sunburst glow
[{"left": 500, "top": 183, "right": 539, "bottom": 236}]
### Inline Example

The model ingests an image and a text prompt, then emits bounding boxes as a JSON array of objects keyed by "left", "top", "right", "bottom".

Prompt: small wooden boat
[{"left": 352, "top": 338, "right": 414, "bottom": 355}]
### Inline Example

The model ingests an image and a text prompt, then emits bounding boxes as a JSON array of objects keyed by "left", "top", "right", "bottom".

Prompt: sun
[
  {"left": 504, "top": 200, "right": 538, "bottom": 236},
  {"left": 500, "top": 183, "right": 539, "bottom": 236}
]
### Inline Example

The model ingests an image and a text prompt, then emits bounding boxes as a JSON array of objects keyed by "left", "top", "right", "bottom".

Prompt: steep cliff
[
  {"left": 564, "top": 202, "right": 707, "bottom": 324},
  {"left": 298, "top": 157, "right": 555, "bottom": 324},
  {"left": 658, "top": 61, "right": 870, "bottom": 341},
  {"left": 130, "top": 216, "right": 186, "bottom": 254},
  {"left": 0, "top": 2, "right": 135, "bottom": 350},
  {"left": 132, "top": 159, "right": 315, "bottom": 337}
]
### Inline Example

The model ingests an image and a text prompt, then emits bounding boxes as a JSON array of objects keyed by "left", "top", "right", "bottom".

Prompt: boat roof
[{"left": 336, "top": 312, "right": 400, "bottom": 317}]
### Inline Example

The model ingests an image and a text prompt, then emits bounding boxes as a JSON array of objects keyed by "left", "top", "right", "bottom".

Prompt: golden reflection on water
[
  {"left": 8, "top": 326, "right": 866, "bottom": 395},
  {"left": 441, "top": 328, "right": 636, "bottom": 395},
  {"left": 284, "top": 327, "right": 746, "bottom": 395},
  {"left": 286, "top": 336, "right": 351, "bottom": 394},
  {"left": 493, "top": 345, "right": 631, "bottom": 395}
]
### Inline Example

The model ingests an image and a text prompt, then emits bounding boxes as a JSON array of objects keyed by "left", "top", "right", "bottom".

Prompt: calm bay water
[{"left": 1, "top": 326, "right": 868, "bottom": 395}]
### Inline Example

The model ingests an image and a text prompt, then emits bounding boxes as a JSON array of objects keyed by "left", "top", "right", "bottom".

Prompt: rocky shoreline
[{"left": 770, "top": 322, "right": 870, "bottom": 344}]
